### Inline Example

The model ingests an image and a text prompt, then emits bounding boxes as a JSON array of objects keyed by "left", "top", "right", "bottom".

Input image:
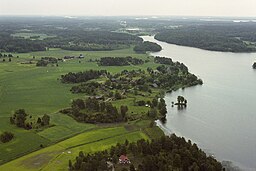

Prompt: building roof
[{"left": 119, "top": 155, "right": 129, "bottom": 161}]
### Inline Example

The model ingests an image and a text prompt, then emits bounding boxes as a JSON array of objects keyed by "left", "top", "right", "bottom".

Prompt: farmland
[
  {"left": 0, "top": 126, "right": 150, "bottom": 171},
  {"left": 0, "top": 26, "right": 203, "bottom": 170},
  {"left": 0, "top": 47, "right": 162, "bottom": 167}
]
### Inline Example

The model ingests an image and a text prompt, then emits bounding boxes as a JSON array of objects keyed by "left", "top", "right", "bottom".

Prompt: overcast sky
[{"left": 1, "top": 0, "right": 256, "bottom": 17}]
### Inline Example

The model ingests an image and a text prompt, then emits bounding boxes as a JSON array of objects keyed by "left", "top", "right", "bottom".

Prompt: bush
[{"left": 0, "top": 132, "right": 14, "bottom": 143}]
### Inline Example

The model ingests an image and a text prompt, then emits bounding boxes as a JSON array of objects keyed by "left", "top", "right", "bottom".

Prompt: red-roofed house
[{"left": 119, "top": 155, "right": 130, "bottom": 164}]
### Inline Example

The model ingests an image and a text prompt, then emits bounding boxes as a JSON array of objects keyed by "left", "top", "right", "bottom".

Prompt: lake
[{"left": 142, "top": 36, "right": 256, "bottom": 170}]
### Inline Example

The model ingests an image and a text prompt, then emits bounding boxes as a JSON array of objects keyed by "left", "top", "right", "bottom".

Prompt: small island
[
  {"left": 175, "top": 96, "right": 187, "bottom": 106},
  {"left": 172, "top": 96, "right": 188, "bottom": 110},
  {"left": 253, "top": 62, "right": 256, "bottom": 69}
]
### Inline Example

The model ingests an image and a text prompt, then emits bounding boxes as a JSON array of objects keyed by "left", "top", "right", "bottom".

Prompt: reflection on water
[{"left": 142, "top": 36, "right": 256, "bottom": 170}]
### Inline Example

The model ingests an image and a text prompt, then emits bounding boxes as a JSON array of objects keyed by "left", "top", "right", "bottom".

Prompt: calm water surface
[{"left": 142, "top": 36, "right": 256, "bottom": 170}]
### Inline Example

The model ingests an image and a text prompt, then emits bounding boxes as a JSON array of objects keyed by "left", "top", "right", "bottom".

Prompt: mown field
[{"left": 0, "top": 47, "right": 162, "bottom": 168}]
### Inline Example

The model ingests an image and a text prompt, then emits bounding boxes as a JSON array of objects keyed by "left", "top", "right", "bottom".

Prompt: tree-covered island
[{"left": 253, "top": 62, "right": 256, "bottom": 69}]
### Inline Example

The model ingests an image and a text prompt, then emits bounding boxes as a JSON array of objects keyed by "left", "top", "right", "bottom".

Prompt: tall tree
[{"left": 42, "top": 114, "right": 50, "bottom": 126}]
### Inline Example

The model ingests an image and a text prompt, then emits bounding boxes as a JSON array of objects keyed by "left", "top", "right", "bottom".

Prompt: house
[
  {"left": 57, "top": 58, "right": 63, "bottom": 62},
  {"left": 119, "top": 155, "right": 130, "bottom": 164},
  {"left": 150, "top": 83, "right": 158, "bottom": 88},
  {"left": 78, "top": 54, "right": 84, "bottom": 58},
  {"left": 110, "top": 78, "right": 117, "bottom": 82},
  {"left": 95, "top": 95, "right": 104, "bottom": 100},
  {"left": 153, "top": 70, "right": 160, "bottom": 74}
]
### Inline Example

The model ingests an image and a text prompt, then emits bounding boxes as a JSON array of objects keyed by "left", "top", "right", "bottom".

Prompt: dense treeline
[
  {"left": 153, "top": 65, "right": 203, "bottom": 88},
  {"left": 57, "top": 31, "right": 142, "bottom": 51},
  {"left": 0, "top": 33, "right": 46, "bottom": 53},
  {"left": 148, "top": 57, "right": 203, "bottom": 89},
  {"left": 155, "top": 25, "right": 256, "bottom": 52},
  {"left": 61, "top": 98, "right": 128, "bottom": 123},
  {"left": 56, "top": 30, "right": 142, "bottom": 46},
  {"left": 36, "top": 57, "right": 58, "bottom": 67},
  {"left": 0, "top": 53, "right": 13, "bottom": 58},
  {"left": 10, "top": 109, "right": 28, "bottom": 129},
  {"left": 71, "top": 82, "right": 101, "bottom": 95},
  {"left": 154, "top": 56, "right": 173, "bottom": 65},
  {"left": 10, "top": 109, "right": 50, "bottom": 130},
  {"left": 99, "top": 57, "right": 202, "bottom": 92},
  {"left": 134, "top": 41, "right": 162, "bottom": 53},
  {"left": 98, "top": 56, "right": 144, "bottom": 66},
  {"left": 61, "top": 70, "right": 108, "bottom": 83},
  {"left": 69, "top": 134, "right": 222, "bottom": 171},
  {"left": 0, "top": 27, "right": 142, "bottom": 53},
  {"left": 61, "top": 44, "right": 128, "bottom": 51}
]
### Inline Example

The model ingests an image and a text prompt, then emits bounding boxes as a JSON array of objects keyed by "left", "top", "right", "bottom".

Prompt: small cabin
[
  {"left": 95, "top": 95, "right": 104, "bottom": 100},
  {"left": 119, "top": 155, "right": 130, "bottom": 164}
]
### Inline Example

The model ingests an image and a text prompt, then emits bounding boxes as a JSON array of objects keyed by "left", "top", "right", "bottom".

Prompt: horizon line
[{"left": 0, "top": 14, "right": 256, "bottom": 18}]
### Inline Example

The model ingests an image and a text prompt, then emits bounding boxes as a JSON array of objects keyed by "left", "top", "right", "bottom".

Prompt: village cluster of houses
[
  {"left": 107, "top": 155, "right": 131, "bottom": 170},
  {"left": 64, "top": 54, "right": 84, "bottom": 60}
]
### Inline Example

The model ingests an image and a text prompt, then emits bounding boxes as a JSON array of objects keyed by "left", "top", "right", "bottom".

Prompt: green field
[
  {"left": 0, "top": 126, "right": 149, "bottom": 171},
  {"left": 0, "top": 47, "right": 161, "bottom": 167},
  {"left": 0, "top": 47, "right": 155, "bottom": 117}
]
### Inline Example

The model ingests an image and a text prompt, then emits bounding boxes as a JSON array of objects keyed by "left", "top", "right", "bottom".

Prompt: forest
[
  {"left": 0, "top": 31, "right": 142, "bottom": 53},
  {"left": 69, "top": 134, "right": 222, "bottom": 171},
  {"left": 98, "top": 56, "right": 144, "bottom": 66},
  {"left": 60, "top": 98, "right": 128, "bottom": 123},
  {"left": 155, "top": 24, "right": 256, "bottom": 52},
  {"left": 133, "top": 41, "right": 162, "bottom": 53},
  {"left": 0, "top": 18, "right": 142, "bottom": 53},
  {"left": 61, "top": 70, "right": 108, "bottom": 83}
]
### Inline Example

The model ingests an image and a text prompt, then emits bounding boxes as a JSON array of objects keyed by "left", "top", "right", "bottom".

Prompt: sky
[{"left": 1, "top": 0, "right": 256, "bottom": 17}]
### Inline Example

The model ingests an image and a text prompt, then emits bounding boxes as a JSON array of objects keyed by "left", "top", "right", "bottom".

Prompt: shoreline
[{"left": 146, "top": 36, "right": 252, "bottom": 171}]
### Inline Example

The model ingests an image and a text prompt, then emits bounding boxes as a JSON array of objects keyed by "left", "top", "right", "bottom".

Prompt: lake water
[{"left": 142, "top": 36, "right": 256, "bottom": 170}]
